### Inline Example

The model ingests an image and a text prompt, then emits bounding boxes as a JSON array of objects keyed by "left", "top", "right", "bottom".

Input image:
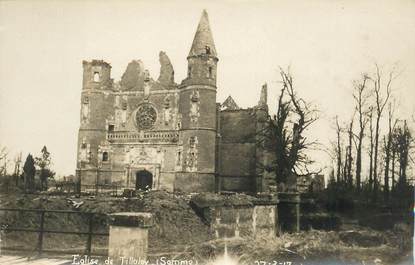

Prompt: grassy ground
[
  {"left": 169, "top": 228, "right": 412, "bottom": 265},
  {"left": 0, "top": 191, "right": 412, "bottom": 265}
]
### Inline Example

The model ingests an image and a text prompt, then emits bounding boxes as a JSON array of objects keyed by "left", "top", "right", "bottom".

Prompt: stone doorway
[{"left": 136, "top": 170, "right": 153, "bottom": 191}]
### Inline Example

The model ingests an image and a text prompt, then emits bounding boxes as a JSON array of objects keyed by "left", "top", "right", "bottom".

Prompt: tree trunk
[
  {"left": 368, "top": 112, "right": 374, "bottom": 191},
  {"left": 391, "top": 149, "right": 396, "bottom": 191},
  {"left": 336, "top": 118, "right": 342, "bottom": 184},
  {"left": 356, "top": 133, "right": 363, "bottom": 191},
  {"left": 373, "top": 116, "right": 380, "bottom": 201},
  {"left": 384, "top": 135, "right": 391, "bottom": 202},
  {"left": 347, "top": 121, "right": 353, "bottom": 189}
]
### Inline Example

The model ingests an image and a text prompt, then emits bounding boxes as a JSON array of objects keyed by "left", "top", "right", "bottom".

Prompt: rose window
[{"left": 136, "top": 104, "right": 157, "bottom": 130}]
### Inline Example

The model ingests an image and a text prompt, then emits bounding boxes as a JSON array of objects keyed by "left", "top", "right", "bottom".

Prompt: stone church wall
[
  {"left": 218, "top": 110, "right": 258, "bottom": 192},
  {"left": 174, "top": 172, "right": 215, "bottom": 192}
]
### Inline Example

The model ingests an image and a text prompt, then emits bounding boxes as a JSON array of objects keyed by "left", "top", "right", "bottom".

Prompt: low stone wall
[{"left": 190, "top": 193, "right": 278, "bottom": 238}]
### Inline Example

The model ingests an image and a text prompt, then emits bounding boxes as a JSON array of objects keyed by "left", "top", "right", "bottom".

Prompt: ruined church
[{"left": 77, "top": 10, "right": 275, "bottom": 193}]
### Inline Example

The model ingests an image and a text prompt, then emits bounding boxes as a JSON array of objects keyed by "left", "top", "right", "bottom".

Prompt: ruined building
[{"left": 77, "top": 10, "right": 275, "bottom": 193}]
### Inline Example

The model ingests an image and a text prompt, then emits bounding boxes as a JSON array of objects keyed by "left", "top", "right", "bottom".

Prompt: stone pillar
[
  {"left": 295, "top": 199, "right": 300, "bottom": 232},
  {"left": 278, "top": 193, "right": 301, "bottom": 233},
  {"left": 108, "top": 212, "right": 153, "bottom": 265},
  {"left": 253, "top": 193, "right": 279, "bottom": 237}
]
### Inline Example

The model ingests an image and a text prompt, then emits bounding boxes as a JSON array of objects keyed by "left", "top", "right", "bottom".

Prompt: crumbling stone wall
[
  {"left": 191, "top": 193, "right": 278, "bottom": 238},
  {"left": 157, "top": 51, "right": 175, "bottom": 86},
  {"left": 119, "top": 60, "right": 146, "bottom": 91},
  {"left": 218, "top": 108, "right": 274, "bottom": 193}
]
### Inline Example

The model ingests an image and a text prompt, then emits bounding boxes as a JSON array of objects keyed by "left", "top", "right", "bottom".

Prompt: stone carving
[
  {"left": 114, "top": 95, "right": 120, "bottom": 108},
  {"left": 163, "top": 95, "right": 171, "bottom": 125},
  {"left": 164, "top": 108, "right": 171, "bottom": 125},
  {"left": 190, "top": 90, "right": 200, "bottom": 123},
  {"left": 176, "top": 113, "right": 182, "bottom": 129},
  {"left": 190, "top": 90, "right": 199, "bottom": 102},
  {"left": 175, "top": 146, "right": 183, "bottom": 170},
  {"left": 163, "top": 95, "right": 170, "bottom": 108},
  {"left": 81, "top": 96, "right": 90, "bottom": 124},
  {"left": 185, "top": 136, "right": 198, "bottom": 172},
  {"left": 127, "top": 146, "right": 163, "bottom": 166},
  {"left": 115, "top": 108, "right": 127, "bottom": 127},
  {"left": 79, "top": 137, "right": 90, "bottom": 162},
  {"left": 135, "top": 104, "right": 157, "bottom": 130},
  {"left": 121, "top": 101, "right": 128, "bottom": 110},
  {"left": 143, "top": 70, "right": 151, "bottom": 99}
]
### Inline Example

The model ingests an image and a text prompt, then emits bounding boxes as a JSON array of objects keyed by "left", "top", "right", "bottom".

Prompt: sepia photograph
[{"left": 0, "top": 1, "right": 414, "bottom": 265}]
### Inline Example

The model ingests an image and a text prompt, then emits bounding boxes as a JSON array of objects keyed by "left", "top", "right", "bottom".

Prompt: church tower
[
  {"left": 76, "top": 60, "right": 113, "bottom": 185},
  {"left": 177, "top": 10, "right": 218, "bottom": 191}
]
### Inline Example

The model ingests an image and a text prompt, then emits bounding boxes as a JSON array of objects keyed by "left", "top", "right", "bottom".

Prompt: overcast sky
[{"left": 1, "top": 0, "right": 414, "bottom": 177}]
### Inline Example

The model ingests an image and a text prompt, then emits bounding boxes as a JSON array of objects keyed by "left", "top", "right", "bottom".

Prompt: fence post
[
  {"left": 37, "top": 211, "right": 45, "bottom": 255},
  {"left": 85, "top": 213, "right": 93, "bottom": 255}
]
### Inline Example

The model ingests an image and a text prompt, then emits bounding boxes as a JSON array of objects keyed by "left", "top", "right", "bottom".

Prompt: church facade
[{"left": 76, "top": 11, "right": 275, "bottom": 193}]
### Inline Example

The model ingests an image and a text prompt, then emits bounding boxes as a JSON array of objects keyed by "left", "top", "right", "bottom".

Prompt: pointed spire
[{"left": 188, "top": 10, "right": 217, "bottom": 58}]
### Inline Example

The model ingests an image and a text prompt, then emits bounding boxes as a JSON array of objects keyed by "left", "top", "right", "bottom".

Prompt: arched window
[
  {"left": 188, "top": 66, "right": 192, "bottom": 78},
  {"left": 208, "top": 67, "right": 213, "bottom": 78},
  {"left": 93, "top": 72, "right": 100, "bottom": 82},
  {"left": 102, "top": 152, "right": 109, "bottom": 162},
  {"left": 205, "top": 45, "right": 211, "bottom": 55}
]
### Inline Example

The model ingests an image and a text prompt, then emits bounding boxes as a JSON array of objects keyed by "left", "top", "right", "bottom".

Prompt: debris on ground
[
  {"left": 339, "top": 230, "right": 386, "bottom": 247},
  {"left": 0, "top": 191, "right": 412, "bottom": 265},
  {"left": 66, "top": 198, "right": 84, "bottom": 209}
]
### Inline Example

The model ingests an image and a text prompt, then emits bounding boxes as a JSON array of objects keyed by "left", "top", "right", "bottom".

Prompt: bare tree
[
  {"left": 368, "top": 107, "right": 374, "bottom": 191},
  {"left": 345, "top": 116, "right": 354, "bottom": 188},
  {"left": 383, "top": 102, "right": 397, "bottom": 201},
  {"left": 335, "top": 116, "right": 343, "bottom": 183},
  {"left": 13, "top": 152, "right": 22, "bottom": 186},
  {"left": 390, "top": 128, "right": 398, "bottom": 191},
  {"left": 395, "top": 121, "right": 412, "bottom": 186},
  {"left": 352, "top": 74, "right": 370, "bottom": 191},
  {"left": 267, "top": 67, "right": 319, "bottom": 188},
  {"left": 0, "top": 146, "right": 9, "bottom": 177},
  {"left": 369, "top": 64, "right": 393, "bottom": 199}
]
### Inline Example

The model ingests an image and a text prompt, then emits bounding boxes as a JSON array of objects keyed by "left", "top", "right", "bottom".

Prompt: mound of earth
[
  {"left": 0, "top": 191, "right": 213, "bottom": 252},
  {"left": 190, "top": 192, "right": 257, "bottom": 208}
]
